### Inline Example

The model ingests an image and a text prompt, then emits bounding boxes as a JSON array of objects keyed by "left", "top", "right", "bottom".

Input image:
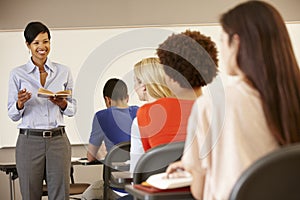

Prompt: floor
[{"left": 41, "top": 194, "right": 82, "bottom": 200}]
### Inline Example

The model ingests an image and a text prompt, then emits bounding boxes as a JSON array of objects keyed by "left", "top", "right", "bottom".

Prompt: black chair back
[
  {"left": 103, "top": 141, "right": 131, "bottom": 200},
  {"left": 133, "top": 141, "right": 185, "bottom": 184},
  {"left": 229, "top": 143, "right": 300, "bottom": 200}
]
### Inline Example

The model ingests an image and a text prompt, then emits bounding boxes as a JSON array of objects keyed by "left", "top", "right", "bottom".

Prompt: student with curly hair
[
  {"left": 166, "top": 1, "right": 300, "bottom": 199},
  {"left": 132, "top": 30, "right": 218, "bottom": 172}
]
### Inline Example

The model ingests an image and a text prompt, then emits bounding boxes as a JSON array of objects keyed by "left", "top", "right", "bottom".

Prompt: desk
[
  {"left": 0, "top": 157, "right": 101, "bottom": 200},
  {"left": 111, "top": 161, "right": 130, "bottom": 171},
  {"left": 112, "top": 171, "right": 133, "bottom": 184},
  {"left": 125, "top": 185, "right": 194, "bottom": 200},
  {"left": 0, "top": 162, "right": 18, "bottom": 200},
  {"left": 72, "top": 157, "right": 104, "bottom": 166}
]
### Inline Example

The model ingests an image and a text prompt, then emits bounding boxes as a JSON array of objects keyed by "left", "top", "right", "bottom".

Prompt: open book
[
  {"left": 37, "top": 88, "right": 72, "bottom": 98},
  {"left": 145, "top": 171, "right": 192, "bottom": 190}
]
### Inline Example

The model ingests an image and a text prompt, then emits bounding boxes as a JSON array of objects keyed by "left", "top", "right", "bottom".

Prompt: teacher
[{"left": 7, "top": 21, "right": 77, "bottom": 200}]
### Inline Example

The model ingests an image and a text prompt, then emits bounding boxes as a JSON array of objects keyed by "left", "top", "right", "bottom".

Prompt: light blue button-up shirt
[{"left": 7, "top": 58, "right": 77, "bottom": 129}]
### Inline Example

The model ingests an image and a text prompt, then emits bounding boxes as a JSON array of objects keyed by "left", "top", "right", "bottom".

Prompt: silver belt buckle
[{"left": 43, "top": 131, "right": 53, "bottom": 138}]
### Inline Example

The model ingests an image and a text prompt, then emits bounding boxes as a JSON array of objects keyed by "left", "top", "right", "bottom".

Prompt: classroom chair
[
  {"left": 122, "top": 141, "right": 194, "bottom": 200},
  {"left": 133, "top": 141, "right": 185, "bottom": 184},
  {"left": 103, "top": 141, "right": 131, "bottom": 200},
  {"left": 229, "top": 143, "right": 300, "bottom": 200}
]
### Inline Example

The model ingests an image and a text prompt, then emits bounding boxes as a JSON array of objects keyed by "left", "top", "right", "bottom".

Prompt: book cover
[
  {"left": 145, "top": 172, "right": 192, "bottom": 190},
  {"left": 134, "top": 183, "right": 190, "bottom": 193},
  {"left": 37, "top": 88, "right": 72, "bottom": 98}
]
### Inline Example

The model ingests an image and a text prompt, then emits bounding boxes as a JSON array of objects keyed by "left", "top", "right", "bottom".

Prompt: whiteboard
[{"left": 1, "top": 23, "right": 299, "bottom": 147}]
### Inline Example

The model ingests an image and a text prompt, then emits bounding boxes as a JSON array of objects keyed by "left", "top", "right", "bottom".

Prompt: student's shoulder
[
  {"left": 224, "top": 78, "right": 260, "bottom": 106},
  {"left": 145, "top": 98, "right": 174, "bottom": 106},
  {"left": 95, "top": 109, "right": 110, "bottom": 118},
  {"left": 138, "top": 102, "right": 153, "bottom": 115},
  {"left": 129, "top": 105, "right": 139, "bottom": 110},
  {"left": 138, "top": 98, "right": 173, "bottom": 115},
  {"left": 129, "top": 105, "right": 139, "bottom": 112},
  {"left": 155, "top": 98, "right": 191, "bottom": 109}
]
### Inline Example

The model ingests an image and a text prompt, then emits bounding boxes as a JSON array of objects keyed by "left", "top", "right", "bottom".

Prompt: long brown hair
[{"left": 220, "top": 1, "right": 300, "bottom": 145}]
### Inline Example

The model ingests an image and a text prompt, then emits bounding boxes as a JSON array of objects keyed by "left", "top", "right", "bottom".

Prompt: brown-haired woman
[{"left": 166, "top": 1, "right": 300, "bottom": 200}]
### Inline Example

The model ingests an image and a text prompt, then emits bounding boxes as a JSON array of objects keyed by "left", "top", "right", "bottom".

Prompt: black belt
[{"left": 20, "top": 127, "right": 65, "bottom": 138}]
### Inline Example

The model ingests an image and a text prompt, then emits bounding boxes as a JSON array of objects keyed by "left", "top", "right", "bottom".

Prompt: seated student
[
  {"left": 130, "top": 30, "right": 218, "bottom": 173},
  {"left": 87, "top": 78, "right": 139, "bottom": 161},
  {"left": 82, "top": 78, "right": 138, "bottom": 200},
  {"left": 166, "top": 1, "right": 300, "bottom": 200},
  {"left": 130, "top": 57, "right": 173, "bottom": 172}
]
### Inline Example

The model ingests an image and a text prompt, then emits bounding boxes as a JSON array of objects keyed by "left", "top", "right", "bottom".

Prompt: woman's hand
[
  {"left": 17, "top": 89, "right": 31, "bottom": 110},
  {"left": 165, "top": 160, "right": 186, "bottom": 178},
  {"left": 49, "top": 97, "right": 67, "bottom": 110}
]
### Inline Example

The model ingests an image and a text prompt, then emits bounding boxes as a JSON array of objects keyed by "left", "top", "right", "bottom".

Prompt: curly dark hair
[{"left": 157, "top": 30, "right": 218, "bottom": 88}]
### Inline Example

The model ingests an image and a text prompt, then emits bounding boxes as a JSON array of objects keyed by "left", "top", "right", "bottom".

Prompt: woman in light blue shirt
[{"left": 7, "top": 21, "right": 77, "bottom": 200}]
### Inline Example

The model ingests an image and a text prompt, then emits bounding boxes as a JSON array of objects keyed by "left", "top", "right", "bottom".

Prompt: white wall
[
  {"left": 1, "top": 23, "right": 300, "bottom": 147},
  {"left": 0, "top": 25, "right": 218, "bottom": 147}
]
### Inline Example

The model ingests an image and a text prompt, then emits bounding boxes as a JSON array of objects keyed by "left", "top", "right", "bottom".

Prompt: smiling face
[{"left": 26, "top": 32, "right": 50, "bottom": 65}]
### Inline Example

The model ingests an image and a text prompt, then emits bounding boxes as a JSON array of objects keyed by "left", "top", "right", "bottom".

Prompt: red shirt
[{"left": 137, "top": 98, "right": 195, "bottom": 151}]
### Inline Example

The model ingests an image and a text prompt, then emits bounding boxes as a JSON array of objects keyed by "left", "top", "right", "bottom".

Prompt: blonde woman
[{"left": 130, "top": 57, "right": 173, "bottom": 172}]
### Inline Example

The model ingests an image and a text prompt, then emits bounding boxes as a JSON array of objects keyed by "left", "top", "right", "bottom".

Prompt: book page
[
  {"left": 146, "top": 172, "right": 192, "bottom": 189},
  {"left": 37, "top": 88, "right": 72, "bottom": 98},
  {"left": 54, "top": 90, "right": 72, "bottom": 98}
]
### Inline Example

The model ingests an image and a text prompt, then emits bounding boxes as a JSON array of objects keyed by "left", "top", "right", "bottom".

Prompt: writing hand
[
  {"left": 49, "top": 96, "right": 67, "bottom": 110},
  {"left": 17, "top": 89, "right": 31, "bottom": 109}
]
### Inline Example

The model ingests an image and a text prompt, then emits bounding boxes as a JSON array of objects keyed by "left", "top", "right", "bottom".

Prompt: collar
[{"left": 25, "top": 58, "right": 55, "bottom": 74}]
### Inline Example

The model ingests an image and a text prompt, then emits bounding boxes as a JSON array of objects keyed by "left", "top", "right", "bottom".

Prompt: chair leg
[{"left": 103, "top": 183, "right": 108, "bottom": 200}]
